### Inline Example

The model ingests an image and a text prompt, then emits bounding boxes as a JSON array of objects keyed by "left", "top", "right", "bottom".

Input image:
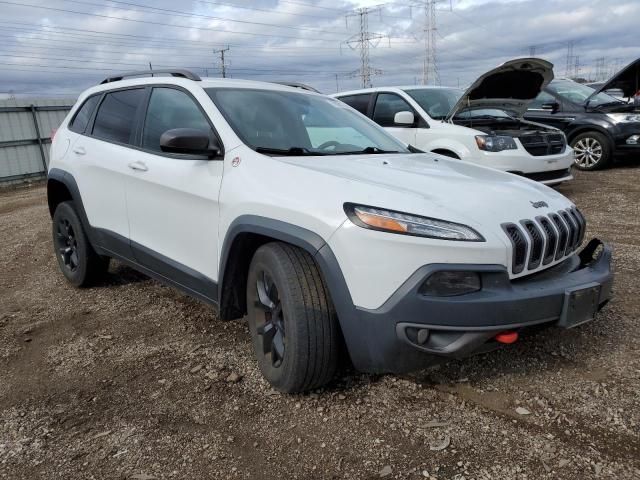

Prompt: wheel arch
[
  {"left": 218, "top": 216, "right": 358, "bottom": 330},
  {"left": 431, "top": 148, "right": 461, "bottom": 159},
  {"left": 566, "top": 125, "right": 613, "bottom": 145}
]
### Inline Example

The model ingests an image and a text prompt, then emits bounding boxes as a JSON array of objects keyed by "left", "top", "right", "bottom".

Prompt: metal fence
[{"left": 0, "top": 98, "right": 75, "bottom": 185}]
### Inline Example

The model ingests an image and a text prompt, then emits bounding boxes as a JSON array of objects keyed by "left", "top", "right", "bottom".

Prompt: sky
[{"left": 0, "top": 0, "right": 638, "bottom": 99}]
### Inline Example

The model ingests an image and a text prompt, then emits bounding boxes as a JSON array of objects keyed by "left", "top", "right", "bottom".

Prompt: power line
[{"left": 0, "top": 1, "right": 344, "bottom": 42}]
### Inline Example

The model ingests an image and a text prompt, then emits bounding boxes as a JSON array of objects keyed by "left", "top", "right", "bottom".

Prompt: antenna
[{"left": 344, "top": 7, "right": 387, "bottom": 88}]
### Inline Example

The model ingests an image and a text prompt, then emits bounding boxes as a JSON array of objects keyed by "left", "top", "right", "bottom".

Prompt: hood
[
  {"left": 592, "top": 57, "right": 640, "bottom": 98},
  {"left": 279, "top": 153, "right": 570, "bottom": 229},
  {"left": 446, "top": 58, "right": 554, "bottom": 121}
]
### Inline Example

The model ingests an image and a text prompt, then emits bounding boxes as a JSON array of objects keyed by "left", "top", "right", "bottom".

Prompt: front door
[
  {"left": 124, "top": 86, "right": 224, "bottom": 299},
  {"left": 372, "top": 92, "right": 417, "bottom": 146}
]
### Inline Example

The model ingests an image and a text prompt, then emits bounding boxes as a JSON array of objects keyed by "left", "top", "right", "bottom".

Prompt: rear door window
[
  {"left": 92, "top": 88, "right": 146, "bottom": 145},
  {"left": 373, "top": 93, "right": 415, "bottom": 127},
  {"left": 337, "top": 94, "right": 372, "bottom": 116},
  {"left": 69, "top": 95, "right": 100, "bottom": 134}
]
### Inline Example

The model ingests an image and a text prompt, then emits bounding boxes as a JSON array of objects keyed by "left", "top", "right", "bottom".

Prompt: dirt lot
[{"left": 1, "top": 163, "right": 639, "bottom": 480}]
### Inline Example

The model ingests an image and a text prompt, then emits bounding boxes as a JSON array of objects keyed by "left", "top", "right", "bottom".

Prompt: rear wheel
[
  {"left": 246, "top": 242, "right": 339, "bottom": 393},
  {"left": 52, "top": 201, "right": 109, "bottom": 287},
  {"left": 571, "top": 132, "right": 612, "bottom": 170}
]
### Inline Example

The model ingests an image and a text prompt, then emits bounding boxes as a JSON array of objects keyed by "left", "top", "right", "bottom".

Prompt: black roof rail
[
  {"left": 272, "top": 82, "right": 321, "bottom": 93},
  {"left": 100, "top": 69, "right": 201, "bottom": 85}
]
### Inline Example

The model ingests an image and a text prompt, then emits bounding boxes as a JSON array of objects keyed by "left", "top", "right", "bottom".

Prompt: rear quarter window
[{"left": 68, "top": 95, "right": 100, "bottom": 134}]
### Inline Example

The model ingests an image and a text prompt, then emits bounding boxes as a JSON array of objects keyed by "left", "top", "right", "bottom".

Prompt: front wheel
[
  {"left": 571, "top": 132, "right": 612, "bottom": 170},
  {"left": 246, "top": 242, "right": 340, "bottom": 393}
]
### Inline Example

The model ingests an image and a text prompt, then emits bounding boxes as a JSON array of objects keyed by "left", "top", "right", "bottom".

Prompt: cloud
[{"left": 0, "top": 0, "right": 637, "bottom": 98}]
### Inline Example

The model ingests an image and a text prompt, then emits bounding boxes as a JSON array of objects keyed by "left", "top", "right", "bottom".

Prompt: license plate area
[{"left": 558, "top": 283, "right": 601, "bottom": 329}]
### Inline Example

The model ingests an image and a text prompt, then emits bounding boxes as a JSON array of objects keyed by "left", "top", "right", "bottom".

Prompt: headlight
[
  {"left": 344, "top": 204, "right": 484, "bottom": 241},
  {"left": 419, "top": 271, "right": 481, "bottom": 296},
  {"left": 475, "top": 135, "right": 517, "bottom": 152},
  {"left": 606, "top": 113, "right": 640, "bottom": 123}
]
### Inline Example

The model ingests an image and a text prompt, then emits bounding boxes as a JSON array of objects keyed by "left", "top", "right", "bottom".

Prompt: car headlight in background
[
  {"left": 606, "top": 113, "right": 640, "bottom": 123},
  {"left": 475, "top": 135, "right": 518, "bottom": 152},
  {"left": 419, "top": 271, "right": 482, "bottom": 296},
  {"left": 344, "top": 204, "right": 484, "bottom": 241}
]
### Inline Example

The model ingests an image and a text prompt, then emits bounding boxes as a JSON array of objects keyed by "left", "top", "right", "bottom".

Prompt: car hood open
[
  {"left": 592, "top": 57, "right": 640, "bottom": 98},
  {"left": 445, "top": 58, "right": 554, "bottom": 121}
]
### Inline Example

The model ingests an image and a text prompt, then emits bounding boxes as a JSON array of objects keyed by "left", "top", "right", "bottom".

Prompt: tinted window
[
  {"left": 338, "top": 94, "right": 372, "bottom": 115},
  {"left": 528, "top": 91, "right": 556, "bottom": 110},
  {"left": 92, "top": 88, "right": 145, "bottom": 144},
  {"left": 142, "top": 88, "right": 213, "bottom": 152},
  {"left": 69, "top": 95, "right": 100, "bottom": 134},
  {"left": 547, "top": 80, "right": 623, "bottom": 107},
  {"left": 373, "top": 93, "right": 415, "bottom": 127}
]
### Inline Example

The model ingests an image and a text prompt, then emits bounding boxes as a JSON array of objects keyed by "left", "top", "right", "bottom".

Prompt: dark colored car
[{"left": 524, "top": 58, "right": 640, "bottom": 170}]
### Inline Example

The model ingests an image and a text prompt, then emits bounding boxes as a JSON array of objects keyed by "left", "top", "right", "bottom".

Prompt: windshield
[
  {"left": 403, "top": 88, "right": 463, "bottom": 120},
  {"left": 206, "top": 88, "right": 408, "bottom": 155},
  {"left": 455, "top": 108, "right": 514, "bottom": 119},
  {"left": 547, "top": 80, "right": 624, "bottom": 107}
]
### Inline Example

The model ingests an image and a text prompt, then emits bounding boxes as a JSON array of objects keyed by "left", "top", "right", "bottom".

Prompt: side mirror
[
  {"left": 160, "top": 128, "right": 221, "bottom": 158},
  {"left": 541, "top": 101, "right": 560, "bottom": 113},
  {"left": 394, "top": 111, "right": 415, "bottom": 126}
]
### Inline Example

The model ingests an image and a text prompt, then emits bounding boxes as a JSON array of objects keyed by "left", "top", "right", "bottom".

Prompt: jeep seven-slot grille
[
  {"left": 519, "top": 133, "right": 566, "bottom": 157},
  {"left": 502, "top": 207, "right": 586, "bottom": 275}
]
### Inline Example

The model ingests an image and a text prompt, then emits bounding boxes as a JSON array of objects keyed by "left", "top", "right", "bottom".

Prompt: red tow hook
[{"left": 494, "top": 331, "right": 518, "bottom": 344}]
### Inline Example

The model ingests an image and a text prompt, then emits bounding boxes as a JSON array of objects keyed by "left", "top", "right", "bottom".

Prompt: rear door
[
  {"left": 524, "top": 90, "right": 574, "bottom": 130},
  {"left": 70, "top": 87, "right": 146, "bottom": 256},
  {"left": 124, "top": 86, "right": 224, "bottom": 298},
  {"left": 371, "top": 92, "right": 417, "bottom": 146}
]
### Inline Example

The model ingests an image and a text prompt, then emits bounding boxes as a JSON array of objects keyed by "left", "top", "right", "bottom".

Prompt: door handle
[
  {"left": 72, "top": 146, "right": 86, "bottom": 155},
  {"left": 128, "top": 161, "right": 148, "bottom": 172}
]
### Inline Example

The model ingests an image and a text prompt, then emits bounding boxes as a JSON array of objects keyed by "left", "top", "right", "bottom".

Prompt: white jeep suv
[
  {"left": 47, "top": 70, "right": 613, "bottom": 393},
  {"left": 333, "top": 58, "right": 575, "bottom": 185}
]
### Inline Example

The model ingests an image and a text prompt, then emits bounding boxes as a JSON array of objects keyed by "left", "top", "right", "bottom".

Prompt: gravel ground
[{"left": 1, "top": 163, "right": 639, "bottom": 480}]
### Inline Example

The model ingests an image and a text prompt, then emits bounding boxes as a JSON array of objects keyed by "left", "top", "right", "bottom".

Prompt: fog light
[
  {"left": 419, "top": 271, "right": 481, "bottom": 297},
  {"left": 627, "top": 135, "right": 640, "bottom": 145}
]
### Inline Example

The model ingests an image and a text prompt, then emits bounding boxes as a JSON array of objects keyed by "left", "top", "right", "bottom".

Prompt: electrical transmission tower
[
  {"left": 415, "top": 1, "right": 450, "bottom": 85},
  {"left": 564, "top": 41, "right": 575, "bottom": 78},
  {"left": 594, "top": 57, "right": 607, "bottom": 82},
  {"left": 344, "top": 7, "right": 386, "bottom": 88},
  {"left": 213, "top": 46, "right": 230, "bottom": 78},
  {"left": 528, "top": 45, "right": 541, "bottom": 57}
]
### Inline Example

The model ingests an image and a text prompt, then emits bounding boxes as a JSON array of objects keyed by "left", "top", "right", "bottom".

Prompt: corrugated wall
[{"left": 0, "top": 98, "right": 75, "bottom": 183}]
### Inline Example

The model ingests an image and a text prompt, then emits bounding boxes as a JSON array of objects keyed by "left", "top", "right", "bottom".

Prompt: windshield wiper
[
  {"left": 334, "top": 146, "right": 403, "bottom": 155},
  {"left": 255, "top": 146, "right": 323, "bottom": 156}
]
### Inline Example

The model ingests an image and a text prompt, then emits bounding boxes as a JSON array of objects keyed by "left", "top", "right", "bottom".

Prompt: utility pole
[
  {"left": 344, "top": 7, "right": 387, "bottom": 88},
  {"left": 565, "top": 41, "right": 575, "bottom": 78},
  {"left": 594, "top": 57, "right": 606, "bottom": 82},
  {"left": 528, "top": 45, "right": 539, "bottom": 57},
  {"left": 335, "top": 74, "right": 340, "bottom": 93},
  {"left": 213, "top": 46, "right": 230, "bottom": 78}
]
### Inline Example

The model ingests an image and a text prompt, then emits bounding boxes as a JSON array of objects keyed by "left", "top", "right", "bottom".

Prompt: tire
[
  {"left": 571, "top": 131, "right": 612, "bottom": 170},
  {"left": 246, "top": 242, "right": 340, "bottom": 393},
  {"left": 52, "top": 201, "right": 110, "bottom": 287}
]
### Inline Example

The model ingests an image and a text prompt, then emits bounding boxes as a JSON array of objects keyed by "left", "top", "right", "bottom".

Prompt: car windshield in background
[
  {"left": 454, "top": 108, "right": 515, "bottom": 119},
  {"left": 403, "top": 88, "right": 463, "bottom": 120},
  {"left": 206, "top": 88, "right": 408, "bottom": 155},
  {"left": 547, "top": 80, "right": 624, "bottom": 107}
]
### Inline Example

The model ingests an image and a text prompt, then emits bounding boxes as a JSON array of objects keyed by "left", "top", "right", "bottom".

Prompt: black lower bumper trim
[{"left": 342, "top": 239, "right": 614, "bottom": 374}]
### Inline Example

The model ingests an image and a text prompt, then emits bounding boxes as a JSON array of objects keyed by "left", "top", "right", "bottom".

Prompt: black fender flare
[
  {"left": 47, "top": 168, "right": 99, "bottom": 246},
  {"left": 219, "top": 216, "right": 364, "bottom": 363}
]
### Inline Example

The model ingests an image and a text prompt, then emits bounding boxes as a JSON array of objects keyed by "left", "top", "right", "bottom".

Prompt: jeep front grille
[{"left": 502, "top": 207, "right": 586, "bottom": 275}]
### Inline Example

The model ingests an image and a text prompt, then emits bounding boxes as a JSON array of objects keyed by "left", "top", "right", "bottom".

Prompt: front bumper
[{"left": 342, "top": 239, "right": 613, "bottom": 374}]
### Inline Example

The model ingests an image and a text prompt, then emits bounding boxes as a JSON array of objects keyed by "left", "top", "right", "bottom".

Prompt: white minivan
[{"left": 333, "top": 58, "right": 575, "bottom": 185}]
